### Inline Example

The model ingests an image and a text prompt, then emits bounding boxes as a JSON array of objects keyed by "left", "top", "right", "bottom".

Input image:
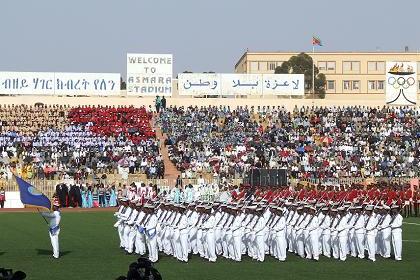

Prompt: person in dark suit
[{"left": 161, "top": 96, "right": 167, "bottom": 111}]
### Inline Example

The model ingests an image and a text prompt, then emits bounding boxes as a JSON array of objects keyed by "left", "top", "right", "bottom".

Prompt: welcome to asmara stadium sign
[{"left": 126, "top": 53, "right": 173, "bottom": 97}]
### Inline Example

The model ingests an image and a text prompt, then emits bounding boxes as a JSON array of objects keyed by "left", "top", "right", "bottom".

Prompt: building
[{"left": 234, "top": 51, "right": 420, "bottom": 95}]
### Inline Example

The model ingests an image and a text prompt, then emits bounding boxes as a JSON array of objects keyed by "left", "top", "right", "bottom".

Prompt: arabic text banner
[
  {"left": 262, "top": 74, "right": 304, "bottom": 96},
  {"left": 178, "top": 73, "right": 221, "bottom": 96},
  {"left": 178, "top": 73, "right": 304, "bottom": 96},
  {"left": 0, "top": 72, "right": 121, "bottom": 95},
  {"left": 127, "top": 53, "right": 173, "bottom": 96},
  {"left": 385, "top": 62, "right": 417, "bottom": 106}
]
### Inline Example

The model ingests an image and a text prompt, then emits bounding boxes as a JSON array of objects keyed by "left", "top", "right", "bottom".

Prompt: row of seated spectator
[
  {"left": 159, "top": 105, "right": 419, "bottom": 180},
  {"left": 0, "top": 104, "right": 163, "bottom": 180}
]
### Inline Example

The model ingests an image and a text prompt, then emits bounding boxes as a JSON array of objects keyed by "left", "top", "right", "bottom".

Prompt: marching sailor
[{"left": 41, "top": 198, "right": 61, "bottom": 259}]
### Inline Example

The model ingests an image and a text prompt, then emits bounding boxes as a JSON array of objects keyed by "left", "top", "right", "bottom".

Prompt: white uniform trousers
[
  {"left": 179, "top": 233, "right": 189, "bottom": 262},
  {"left": 296, "top": 229, "right": 305, "bottom": 258},
  {"left": 49, "top": 229, "right": 60, "bottom": 258},
  {"left": 118, "top": 224, "right": 125, "bottom": 248},
  {"left": 355, "top": 233, "right": 365, "bottom": 259},
  {"left": 366, "top": 232, "right": 376, "bottom": 261},
  {"left": 391, "top": 230, "right": 402, "bottom": 261},
  {"left": 126, "top": 228, "right": 137, "bottom": 253},
  {"left": 381, "top": 229, "right": 391, "bottom": 258},
  {"left": 146, "top": 236, "right": 158, "bottom": 262},
  {"left": 274, "top": 230, "right": 286, "bottom": 261},
  {"left": 206, "top": 230, "right": 217, "bottom": 262},
  {"left": 254, "top": 234, "right": 265, "bottom": 262},
  {"left": 232, "top": 232, "right": 242, "bottom": 261},
  {"left": 322, "top": 231, "right": 331, "bottom": 258},
  {"left": 309, "top": 230, "right": 319, "bottom": 260},
  {"left": 135, "top": 232, "right": 146, "bottom": 255}
]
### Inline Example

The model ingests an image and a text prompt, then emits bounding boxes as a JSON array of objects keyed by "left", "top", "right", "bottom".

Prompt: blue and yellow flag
[{"left": 14, "top": 175, "right": 51, "bottom": 210}]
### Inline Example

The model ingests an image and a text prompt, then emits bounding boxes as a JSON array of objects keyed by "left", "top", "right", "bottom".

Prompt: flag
[
  {"left": 14, "top": 175, "right": 51, "bottom": 210},
  {"left": 312, "top": 36, "right": 322, "bottom": 46}
]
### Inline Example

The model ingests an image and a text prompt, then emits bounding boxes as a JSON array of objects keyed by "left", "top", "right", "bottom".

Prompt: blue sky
[{"left": 1, "top": 0, "right": 419, "bottom": 77}]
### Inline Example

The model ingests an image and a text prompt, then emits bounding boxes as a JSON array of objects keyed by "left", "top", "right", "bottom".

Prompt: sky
[{"left": 1, "top": 0, "right": 419, "bottom": 77}]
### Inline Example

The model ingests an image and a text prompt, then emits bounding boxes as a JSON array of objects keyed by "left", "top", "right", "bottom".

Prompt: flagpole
[
  {"left": 312, "top": 44, "right": 315, "bottom": 106},
  {"left": 37, "top": 208, "right": 49, "bottom": 225}
]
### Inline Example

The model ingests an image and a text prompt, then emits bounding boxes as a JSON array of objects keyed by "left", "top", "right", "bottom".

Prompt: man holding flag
[
  {"left": 14, "top": 175, "right": 62, "bottom": 259},
  {"left": 41, "top": 199, "right": 61, "bottom": 259}
]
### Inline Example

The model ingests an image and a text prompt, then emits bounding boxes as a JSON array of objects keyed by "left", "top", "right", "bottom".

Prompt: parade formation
[{"left": 113, "top": 184, "right": 404, "bottom": 263}]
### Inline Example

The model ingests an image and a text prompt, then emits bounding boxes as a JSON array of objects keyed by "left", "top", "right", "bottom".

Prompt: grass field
[{"left": 0, "top": 211, "right": 419, "bottom": 280}]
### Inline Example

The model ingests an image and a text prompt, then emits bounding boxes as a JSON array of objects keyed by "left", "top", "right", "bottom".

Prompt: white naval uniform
[
  {"left": 353, "top": 213, "right": 366, "bottom": 259},
  {"left": 365, "top": 214, "right": 378, "bottom": 262},
  {"left": 144, "top": 213, "right": 158, "bottom": 262},
  {"left": 378, "top": 213, "right": 391, "bottom": 258},
  {"left": 41, "top": 210, "right": 61, "bottom": 259},
  {"left": 319, "top": 214, "right": 331, "bottom": 258},
  {"left": 231, "top": 215, "right": 244, "bottom": 261},
  {"left": 202, "top": 215, "right": 217, "bottom": 262},
  {"left": 294, "top": 214, "right": 307, "bottom": 258},
  {"left": 119, "top": 207, "right": 133, "bottom": 248},
  {"left": 124, "top": 209, "right": 139, "bottom": 251},
  {"left": 335, "top": 214, "right": 349, "bottom": 261},
  {"left": 287, "top": 211, "right": 298, "bottom": 253},
  {"left": 317, "top": 212, "right": 325, "bottom": 254},
  {"left": 187, "top": 211, "right": 199, "bottom": 254},
  {"left": 390, "top": 213, "right": 403, "bottom": 261},
  {"left": 347, "top": 214, "right": 357, "bottom": 257},
  {"left": 305, "top": 214, "right": 319, "bottom": 260},
  {"left": 253, "top": 216, "right": 266, "bottom": 262},
  {"left": 134, "top": 211, "right": 147, "bottom": 255},
  {"left": 272, "top": 215, "right": 287, "bottom": 261}
]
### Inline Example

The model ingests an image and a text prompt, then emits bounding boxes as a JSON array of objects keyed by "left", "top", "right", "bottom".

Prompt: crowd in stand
[
  {"left": 159, "top": 105, "right": 420, "bottom": 180},
  {"left": 0, "top": 104, "right": 163, "bottom": 180}
]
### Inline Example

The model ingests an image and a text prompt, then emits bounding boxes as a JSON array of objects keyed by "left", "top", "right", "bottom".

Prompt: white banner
[
  {"left": 0, "top": 72, "right": 120, "bottom": 95},
  {"left": 386, "top": 62, "right": 417, "bottom": 105},
  {"left": 262, "top": 74, "right": 304, "bottom": 95},
  {"left": 221, "top": 74, "right": 262, "bottom": 96},
  {"left": 127, "top": 53, "right": 172, "bottom": 96},
  {"left": 178, "top": 73, "right": 304, "bottom": 96},
  {"left": 178, "top": 73, "right": 221, "bottom": 96}
]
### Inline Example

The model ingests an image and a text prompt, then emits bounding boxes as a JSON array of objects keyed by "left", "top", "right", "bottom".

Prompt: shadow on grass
[
  {"left": 36, "top": 249, "right": 71, "bottom": 257},
  {"left": 0, "top": 252, "right": 5, "bottom": 256}
]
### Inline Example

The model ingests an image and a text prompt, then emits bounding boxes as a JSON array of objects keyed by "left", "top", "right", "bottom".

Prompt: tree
[{"left": 274, "top": 52, "right": 326, "bottom": 98}]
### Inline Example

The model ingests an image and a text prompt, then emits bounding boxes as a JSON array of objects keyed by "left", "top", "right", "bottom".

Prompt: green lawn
[{"left": 0, "top": 212, "right": 419, "bottom": 280}]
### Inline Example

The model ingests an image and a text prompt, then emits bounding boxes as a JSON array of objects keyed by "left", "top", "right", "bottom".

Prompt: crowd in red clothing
[
  {"left": 68, "top": 106, "right": 155, "bottom": 144},
  {"left": 230, "top": 182, "right": 419, "bottom": 210}
]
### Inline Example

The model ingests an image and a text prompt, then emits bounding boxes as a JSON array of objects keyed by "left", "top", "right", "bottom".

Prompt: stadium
[{"left": 1, "top": 1, "right": 420, "bottom": 280}]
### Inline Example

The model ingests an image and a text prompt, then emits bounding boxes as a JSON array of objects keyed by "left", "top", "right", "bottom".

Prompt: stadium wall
[{"left": 0, "top": 94, "right": 419, "bottom": 110}]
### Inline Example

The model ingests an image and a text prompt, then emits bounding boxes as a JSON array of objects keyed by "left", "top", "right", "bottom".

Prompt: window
[
  {"left": 377, "top": 80, "right": 384, "bottom": 90},
  {"left": 377, "top": 62, "right": 385, "bottom": 72},
  {"left": 368, "top": 61, "right": 385, "bottom": 72},
  {"left": 268, "top": 62, "right": 276, "bottom": 71},
  {"left": 327, "top": 80, "right": 335, "bottom": 90},
  {"left": 418, "top": 81, "right": 420, "bottom": 90},
  {"left": 318, "top": 61, "right": 327, "bottom": 71},
  {"left": 353, "top": 81, "right": 360, "bottom": 90},
  {"left": 250, "top": 61, "right": 258, "bottom": 71},
  {"left": 343, "top": 61, "right": 360, "bottom": 72},
  {"left": 259, "top": 62, "right": 267, "bottom": 71},
  {"left": 318, "top": 61, "right": 335, "bottom": 71},
  {"left": 327, "top": 61, "right": 336, "bottom": 71},
  {"left": 343, "top": 81, "right": 351, "bottom": 90},
  {"left": 368, "top": 81, "right": 376, "bottom": 90}
]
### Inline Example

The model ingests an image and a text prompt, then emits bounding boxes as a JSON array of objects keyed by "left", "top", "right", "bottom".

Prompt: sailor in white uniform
[{"left": 41, "top": 199, "right": 61, "bottom": 259}]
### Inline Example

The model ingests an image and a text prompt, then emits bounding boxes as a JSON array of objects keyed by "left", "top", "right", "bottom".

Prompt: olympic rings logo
[{"left": 388, "top": 76, "right": 415, "bottom": 89}]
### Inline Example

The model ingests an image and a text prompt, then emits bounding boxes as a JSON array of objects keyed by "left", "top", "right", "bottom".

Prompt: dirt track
[{"left": 0, "top": 207, "right": 118, "bottom": 213}]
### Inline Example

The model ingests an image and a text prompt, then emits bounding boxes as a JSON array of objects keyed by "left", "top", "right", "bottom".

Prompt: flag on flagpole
[
  {"left": 14, "top": 175, "right": 51, "bottom": 210},
  {"left": 312, "top": 36, "right": 322, "bottom": 46}
]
